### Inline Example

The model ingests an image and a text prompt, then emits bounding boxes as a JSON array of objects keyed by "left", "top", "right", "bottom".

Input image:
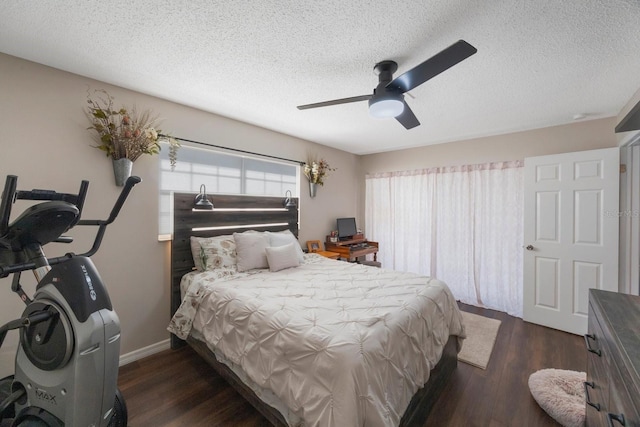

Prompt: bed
[{"left": 168, "top": 192, "right": 465, "bottom": 426}]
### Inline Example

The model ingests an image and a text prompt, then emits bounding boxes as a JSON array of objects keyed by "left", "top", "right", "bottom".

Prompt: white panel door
[{"left": 523, "top": 147, "right": 619, "bottom": 335}]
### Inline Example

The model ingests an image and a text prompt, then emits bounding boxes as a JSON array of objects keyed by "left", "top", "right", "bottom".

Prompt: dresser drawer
[
  {"left": 608, "top": 364, "right": 640, "bottom": 427},
  {"left": 585, "top": 307, "right": 611, "bottom": 426},
  {"left": 587, "top": 290, "right": 640, "bottom": 427},
  {"left": 585, "top": 358, "right": 609, "bottom": 425}
]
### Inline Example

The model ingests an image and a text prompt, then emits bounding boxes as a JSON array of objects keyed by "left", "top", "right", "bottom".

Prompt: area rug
[
  {"left": 457, "top": 311, "right": 501, "bottom": 369},
  {"left": 528, "top": 369, "right": 586, "bottom": 427}
]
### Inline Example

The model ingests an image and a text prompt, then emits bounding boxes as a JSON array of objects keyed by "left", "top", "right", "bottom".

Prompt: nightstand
[{"left": 315, "top": 251, "right": 340, "bottom": 260}]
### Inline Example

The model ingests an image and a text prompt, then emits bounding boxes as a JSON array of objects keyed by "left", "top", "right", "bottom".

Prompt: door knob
[{"left": 526, "top": 245, "right": 534, "bottom": 251}]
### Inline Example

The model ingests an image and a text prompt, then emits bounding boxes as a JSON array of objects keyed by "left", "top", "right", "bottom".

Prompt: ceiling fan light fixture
[{"left": 369, "top": 96, "right": 404, "bottom": 118}]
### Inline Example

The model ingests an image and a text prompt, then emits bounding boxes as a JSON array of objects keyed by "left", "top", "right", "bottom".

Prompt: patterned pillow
[{"left": 190, "top": 235, "right": 237, "bottom": 271}]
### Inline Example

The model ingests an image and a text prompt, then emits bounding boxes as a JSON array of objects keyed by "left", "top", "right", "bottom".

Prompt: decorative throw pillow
[
  {"left": 233, "top": 231, "right": 270, "bottom": 272},
  {"left": 265, "top": 230, "right": 305, "bottom": 263},
  {"left": 265, "top": 242, "right": 301, "bottom": 272},
  {"left": 190, "top": 235, "right": 237, "bottom": 271}
]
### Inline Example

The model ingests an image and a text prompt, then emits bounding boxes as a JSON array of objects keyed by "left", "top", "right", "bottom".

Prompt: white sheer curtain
[{"left": 365, "top": 161, "right": 524, "bottom": 317}]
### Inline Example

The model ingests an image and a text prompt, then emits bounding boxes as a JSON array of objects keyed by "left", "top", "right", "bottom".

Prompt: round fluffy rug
[{"left": 528, "top": 369, "right": 586, "bottom": 427}]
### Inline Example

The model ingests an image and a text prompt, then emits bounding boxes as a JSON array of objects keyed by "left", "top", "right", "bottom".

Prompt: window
[{"left": 159, "top": 143, "right": 298, "bottom": 237}]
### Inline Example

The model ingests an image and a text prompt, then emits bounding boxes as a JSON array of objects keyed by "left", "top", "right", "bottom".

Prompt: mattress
[{"left": 169, "top": 254, "right": 465, "bottom": 426}]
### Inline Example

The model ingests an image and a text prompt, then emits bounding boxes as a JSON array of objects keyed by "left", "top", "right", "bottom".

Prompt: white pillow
[
  {"left": 233, "top": 231, "right": 270, "bottom": 272},
  {"left": 265, "top": 243, "right": 301, "bottom": 272},
  {"left": 265, "top": 230, "right": 305, "bottom": 263}
]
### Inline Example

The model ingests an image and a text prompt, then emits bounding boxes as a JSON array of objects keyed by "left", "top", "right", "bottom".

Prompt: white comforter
[{"left": 168, "top": 255, "right": 465, "bottom": 427}]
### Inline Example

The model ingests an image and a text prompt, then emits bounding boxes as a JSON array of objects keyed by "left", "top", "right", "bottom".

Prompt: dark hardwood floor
[{"left": 118, "top": 303, "right": 586, "bottom": 426}]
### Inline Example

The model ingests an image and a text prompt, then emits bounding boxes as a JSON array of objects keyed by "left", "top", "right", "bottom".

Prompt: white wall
[
  {"left": 617, "top": 86, "right": 640, "bottom": 295},
  {"left": 360, "top": 117, "right": 617, "bottom": 173},
  {"left": 0, "top": 53, "right": 360, "bottom": 377}
]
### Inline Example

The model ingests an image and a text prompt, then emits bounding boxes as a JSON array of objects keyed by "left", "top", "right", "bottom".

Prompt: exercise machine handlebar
[
  {"left": 0, "top": 175, "right": 17, "bottom": 238},
  {"left": 75, "top": 176, "right": 142, "bottom": 258},
  {"left": 0, "top": 176, "right": 142, "bottom": 278}
]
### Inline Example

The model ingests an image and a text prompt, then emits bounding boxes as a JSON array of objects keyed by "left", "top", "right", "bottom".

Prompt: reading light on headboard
[
  {"left": 283, "top": 190, "right": 296, "bottom": 209},
  {"left": 194, "top": 184, "right": 214, "bottom": 210}
]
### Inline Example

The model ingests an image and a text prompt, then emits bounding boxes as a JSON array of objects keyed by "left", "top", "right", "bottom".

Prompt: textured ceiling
[{"left": 1, "top": 0, "right": 640, "bottom": 155}]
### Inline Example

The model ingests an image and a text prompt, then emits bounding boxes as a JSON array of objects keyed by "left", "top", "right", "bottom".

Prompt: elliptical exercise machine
[{"left": 0, "top": 174, "right": 141, "bottom": 426}]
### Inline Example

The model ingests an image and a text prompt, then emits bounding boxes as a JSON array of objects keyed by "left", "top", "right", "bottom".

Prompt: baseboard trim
[{"left": 119, "top": 339, "right": 171, "bottom": 366}]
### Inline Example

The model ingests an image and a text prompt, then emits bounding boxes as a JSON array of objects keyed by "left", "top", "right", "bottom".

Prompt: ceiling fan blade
[
  {"left": 395, "top": 101, "right": 420, "bottom": 129},
  {"left": 388, "top": 40, "right": 477, "bottom": 93},
  {"left": 297, "top": 94, "right": 372, "bottom": 110}
]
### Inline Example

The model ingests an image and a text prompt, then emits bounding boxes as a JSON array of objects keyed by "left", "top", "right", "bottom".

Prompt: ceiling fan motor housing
[
  {"left": 369, "top": 60, "right": 405, "bottom": 118},
  {"left": 373, "top": 60, "right": 398, "bottom": 83}
]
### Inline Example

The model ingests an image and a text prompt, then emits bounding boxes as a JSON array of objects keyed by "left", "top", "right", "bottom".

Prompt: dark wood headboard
[{"left": 170, "top": 192, "right": 299, "bottom": 348}]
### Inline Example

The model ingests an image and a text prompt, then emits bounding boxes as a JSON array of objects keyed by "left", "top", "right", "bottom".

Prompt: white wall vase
[
  {"left": 112, "top": 158, "right": 133, "bottom": 187},
  {"left": 309, "top": 182, "right": 317, "bottom": 198}
]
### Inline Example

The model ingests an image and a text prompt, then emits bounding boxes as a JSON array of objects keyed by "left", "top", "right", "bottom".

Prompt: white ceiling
[{"left": 1, "top": 1, "right": 640, "bottom": 155}]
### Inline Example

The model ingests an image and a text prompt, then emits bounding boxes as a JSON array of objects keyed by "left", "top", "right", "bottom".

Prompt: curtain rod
[{"left": 160, "top": 134, "right": 304, "bottom": 166}]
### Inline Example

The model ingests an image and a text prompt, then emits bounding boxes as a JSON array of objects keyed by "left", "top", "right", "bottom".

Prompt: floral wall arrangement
[
  {"left": 303, "top": 158, "right": 335, "bottom": 185},
  {"left": 302, "top": 158, "right": 336, "bottom": 198},
  {"left": 86, "top": 89, "right": 179, "bottom": 185}
]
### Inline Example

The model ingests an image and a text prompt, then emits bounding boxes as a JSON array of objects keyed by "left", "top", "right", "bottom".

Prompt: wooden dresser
[{"left": 585, "top": 289, "right": 640, "bottom": 426}]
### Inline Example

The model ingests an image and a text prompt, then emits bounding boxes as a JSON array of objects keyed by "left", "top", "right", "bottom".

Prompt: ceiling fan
[{"left": 297, "top": 40, "right": 477, "bottom": 130}]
